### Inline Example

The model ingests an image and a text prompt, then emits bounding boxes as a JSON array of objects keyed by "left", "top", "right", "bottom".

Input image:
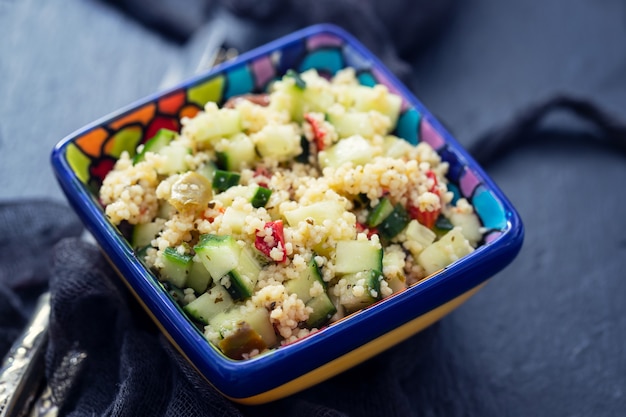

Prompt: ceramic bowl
[{"left": 51, "top": 24, "right": 524, "bottom": 404}]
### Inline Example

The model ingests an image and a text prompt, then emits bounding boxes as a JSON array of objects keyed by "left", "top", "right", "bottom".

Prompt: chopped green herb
[{"left": 286, "top": 69, "right": 306, "bottom": 90}]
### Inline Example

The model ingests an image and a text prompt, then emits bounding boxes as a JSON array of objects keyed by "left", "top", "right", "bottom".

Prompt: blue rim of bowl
[{"left": 51, "top": 23, "right": 524, "bottom": 399}]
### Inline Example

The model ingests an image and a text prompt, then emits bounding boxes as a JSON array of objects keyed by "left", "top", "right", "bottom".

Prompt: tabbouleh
[{"left": 99, "top": 68, "right": 483, "bottom": 360}]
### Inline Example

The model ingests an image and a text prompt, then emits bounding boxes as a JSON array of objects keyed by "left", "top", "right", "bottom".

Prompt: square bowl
[{"left": 51, "top": 24, "right": 524, "bottom": 404}]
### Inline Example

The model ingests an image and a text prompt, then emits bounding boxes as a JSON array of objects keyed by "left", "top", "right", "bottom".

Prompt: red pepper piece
[
  {"left": 253, "top": 166, "right": 272, "bottom": 188},
  {"left": 408, "top": 170, "right": 442, "bottom": 229},
  {"left": 425, "top": 170, "right": 440, "bottom": 195},
  {"left": 304, "top": 113, "right": 327, "bottom": 151},
  {"left": 356, "top": 222, "right": 379, "bottom": 239},
  {"left": 408, "top": 205, "right": 440, "bottom": 229},
  {"left": 255, "top": 220, "right": 287, "bottom": 262}
]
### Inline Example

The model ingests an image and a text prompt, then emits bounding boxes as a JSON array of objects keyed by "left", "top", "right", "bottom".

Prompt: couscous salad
[{"left": 100, "top": 68, "right": 483, "bottom": 360}]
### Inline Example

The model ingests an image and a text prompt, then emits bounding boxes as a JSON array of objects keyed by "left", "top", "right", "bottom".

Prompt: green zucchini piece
[
  {"left": 327, "top": 111, "right": 377, "bottom": 139},
  {"left": 216, "top": 133, "right": 256, "bottom": 171},
  {"left": 404, "top": 219, "right": 436, "bottom": 257},
  {"left": 318, "top": 135, "right": 374, "bottom": 169},
  {"left": 378, "top": 204, "right": 410, "bottom": 239},
  {"left": 194, "top": 235, "right": 261, "bottom": 300},
  {"left": 283, "top": 201, "right": 344, "bottom": 226},
  {"left": 194, "top": 234, "right": 241, "bottom": 280},
  {"left": 183, "top": 284, "right": 233, "bottom": 324},
  {"left": 212, "top": 169, "right": 241, "bottom": 192},
  {"left": 305, "top": 293, "right": 337, "bottom": 328},
  {"left": 167, "top": 284, "right": 185, "bottom": 304},
  {"left": 161, "top": 247, "right": 193, "bottom": 288},
  {"left": 209, "top": 306, "right": 277, "bottom": 359},
  {"left": 226, "top": 247, "right": 261, "bottom": 300},
  {"left": 339, "top": 269, "right": 384, "bottom": 314},
  {"left": 157, "top": 144, "right": 191, "bottom": 175},
  {"left": 196, "top": 161, "right": 217, "bottom": 181},
  {"left": 193, "top": 108, "right": 242, "bottom": 144},
  {"left": 186, "top": 260, "right": 212, "bottom": 294},
  {"left": 250, "top": 186, "right": 272, "bottom": 208},
  {"left": 133, "top": 128, "right": 176, "bottom": 164},
  {"left": 284, "top": 258, "right": 323, "bottom": 303},
  {"left": 417, "top": 228, "right": 474, "bottom": 276},
  {"left": 131, "top": 221, "right": 161, "bottom": 249},
  {"left": 253, "top": 124, "right": 301, "bottom": 161},
  {"left": 366, "top": 197, "right": 394, "bottom": 228},
  {"left": 334, "top": 240, "right": 383, "bottom": 275}
]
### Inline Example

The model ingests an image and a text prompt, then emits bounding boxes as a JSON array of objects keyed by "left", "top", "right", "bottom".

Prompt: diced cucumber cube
[
  {"left": 157, "top": 144, "right": 191, "bottom": 175},
  {"left": 157, "top": 201, "right": 176, "bottom": 219},
  {"left": 284, "top": 258, "right": 323, "bottom": 303},
  {"left": 161, "top": 247, "right": 193, "bottom": 288},
  {"left": 250, "top": 186, "right": 272, "bottom": 208},
  {"left": 334, "top": 240, "right": 383, "bottom": 275},
  {"left": 448, "top": 211, "right": 482, "bottom": 247},
  {"left": 212, "top": 170, "right": 241, "bottom": 192},
  {"left": 318, "top": 135, "right": 374, "bottom": 169},
  {"left": 269, "top": 83, "right": 304, "bottom": 122},
  {"left": 186, "top": 260, "right": 212, "bottom": 294},
  {"left": 283, "top": 201, "right": 344, "bottom": 226},
  {"left": 348, "top": 85, "right": 402, "bottom": 128},
  {"left": 300, "top": 70, "right": 335, "bottom": 113},
  {"left": 133, "top": 128, "right": 176, "bottom": 164},
  {"left": 131, "top": 221, "right": 162, "bottom": 249},
  {"left": 338, "top": 269, "right": 384, "bottom": 314},
  {"left": 183, "top": 284, "right": 233, "bottom": 324},
  {"left": 366, "top": 197, "right": 395, "bottom": 228},
  {"left": 383, "top": 135, "right": 413, "bottom": 158},
  {"left": 404, "top": 219, "right": 437, "bottom": 257},
  {"left": 216, "top": 133, "right": 256, "bottom": 171},
  {"left": 208, "top": 306, "right": 277, "bottom": 359},
  {"left": 253, "top": 124, "right": 301, "bottom": 162},
  {"left": 194, "top": 234, "right": 241, "bottom": 280},
  {"left": 221, "top": 207, "right": 247, "bottom": 234},
  {"left": 194, "top": 108, "right": 242, "bottom": 143},
  {"left": 196, "top": 161, "right": 217, "bottom": 182},
  {"left": 327, "top": 111, "right": 377, "bottom": 139},
  {"left": 378, "top": 204, "right": 410, "bottom": 239},
  {"left": 226, "top": 247, "right": 261, "bottom": 300},
  {"left": 417, "top": 228, "right": 474, "bottom": 276},
  {"left": 305, "top": 293, "right": 337, "bottom": 328}
]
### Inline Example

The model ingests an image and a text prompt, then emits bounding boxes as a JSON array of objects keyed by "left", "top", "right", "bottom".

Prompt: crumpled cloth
[
  {"left": 102, "top": 0, "right": 455, "bottom": 81},
  {"left": 0, "top": 204, "right": 448, "bottom": 416},
  {"left": 0, "top": 200, "right": 83, "bottom": 356}
]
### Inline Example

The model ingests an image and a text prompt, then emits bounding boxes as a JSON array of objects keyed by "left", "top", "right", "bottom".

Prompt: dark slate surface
[{"left": 1, "top": 0, "right": 625, "bottom": 415}]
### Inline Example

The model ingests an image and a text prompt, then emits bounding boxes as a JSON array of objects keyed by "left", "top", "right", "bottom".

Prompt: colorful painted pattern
[{"left": 62, "top": 30, "right": 507, "bottom": 242}]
